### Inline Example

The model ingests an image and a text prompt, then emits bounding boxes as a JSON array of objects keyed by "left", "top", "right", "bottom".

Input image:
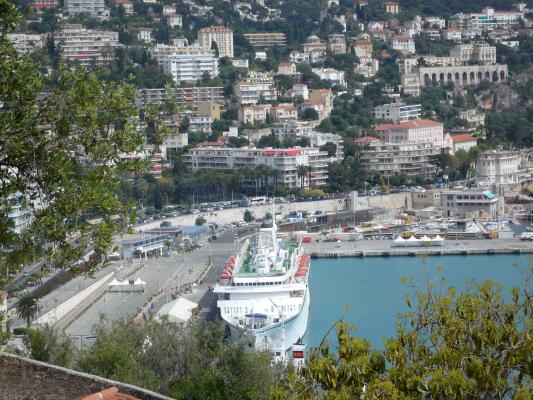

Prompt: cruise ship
[{"left": 213, "top": 216, "right": 310, "bottom": 362}]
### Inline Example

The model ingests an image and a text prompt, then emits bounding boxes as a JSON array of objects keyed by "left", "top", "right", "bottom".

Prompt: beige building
[
  {"left": 197, "top": 101, "right": 221, "bottom": 120},
  {"left": 476, "top": 150, "right": 522, "bottom": 188},
  {"left": 441, "top": 189, "right": 501, "bottom": 219},
  {"left": 238, "top": 104, "right": 272, "bottom": 125},
  {"left": 328, "top": 34, "right": 347, "bottom": 54},
  {"left": 197, "top": 26, "right": 234, "bottom": 58}
]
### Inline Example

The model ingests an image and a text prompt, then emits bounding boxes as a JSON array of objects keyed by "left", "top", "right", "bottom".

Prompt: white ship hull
[{"left": 228, "top": 287, "right": 310, "bottom": 355}]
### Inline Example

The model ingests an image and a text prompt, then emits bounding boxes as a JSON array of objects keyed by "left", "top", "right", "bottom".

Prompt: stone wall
[{"left": 0, "top": 352, "right": 172, "bottom": 400}]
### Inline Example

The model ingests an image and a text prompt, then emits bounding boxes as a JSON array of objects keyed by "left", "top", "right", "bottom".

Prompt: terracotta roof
[
  {"left": 376, "top": 119, "right": 443, "bottom": 130},
  {"left": 78, "top": 386, "right": 140, "bottom": 400},
  {"left": 452, "top": 134, "right": 477, "bottom": 143},
  {"left": 356, "top": 136, "right": 380, "bottom": 143}
]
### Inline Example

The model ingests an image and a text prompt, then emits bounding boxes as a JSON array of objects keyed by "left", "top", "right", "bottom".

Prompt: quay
[{"left": 304, "top": 238, "right": 533, "bottom": 258}]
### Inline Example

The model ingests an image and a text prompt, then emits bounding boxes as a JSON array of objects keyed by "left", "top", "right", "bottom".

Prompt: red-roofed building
[
  {"left": 390, "top": 35, "right": 415, "bottom": 54},
  {"left": 451, "top": 134, "right": 477, "bottom": 154},
  {"left": 375, "top": 119, "right": 446, "bottom": 148},
  {"left": 356, "top": 136, "right": 380, "bottom": 144}
]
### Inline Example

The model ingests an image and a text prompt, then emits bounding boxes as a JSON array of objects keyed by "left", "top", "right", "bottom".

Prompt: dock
[{"left": 304, "top": 238, "right": 533, "bottom": 258}]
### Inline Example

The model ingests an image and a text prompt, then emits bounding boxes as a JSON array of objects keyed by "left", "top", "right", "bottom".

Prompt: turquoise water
[{"left": 306, "top": 254, "right": 530, "bottom": 349}]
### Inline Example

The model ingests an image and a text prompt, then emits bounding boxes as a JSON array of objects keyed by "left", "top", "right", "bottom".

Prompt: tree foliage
[
  {"left": 1, "top": 0, "right": 144, "bottom": 278},
  {"left": 274, "top": 273, "right": 533, "bottom": 400}
]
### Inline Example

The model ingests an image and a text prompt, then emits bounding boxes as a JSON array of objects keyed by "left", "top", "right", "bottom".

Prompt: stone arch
[
  {"left": 477, "top": 71, "right": 482, "bottom": 81},
  {"left": 432, "top": 73, "right": 437, "bottom": 83},
  {"left": 470, "top": 72, "right": 476, "bottom": 82},
  {"left": 439, "top": 72, "right": 445, "bottom": 82},
  {"left": 455, "top": 72, "right": 460, "bottom": 82},
  {"left": 492, "top": 70, "right": 498, "bottom": 82},
  {"left": 500, "top": 70, "right": 505, "bottom": 81},
  {"left": 485, "top": 71, "right": 490, "bottom": 79},
  {"left": 424, "top": 73, "right": 430, "bottom": 84},
  {"left": 462, "top": 72, "right": 468, "bottom": 83},
  {"left": 447, "top": 72, "right": 453, "bottom": 82}
]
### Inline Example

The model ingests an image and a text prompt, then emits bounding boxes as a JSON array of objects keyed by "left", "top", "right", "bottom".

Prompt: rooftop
[{"left": 452, "top": 134, "right": 477, "bottom": 143}]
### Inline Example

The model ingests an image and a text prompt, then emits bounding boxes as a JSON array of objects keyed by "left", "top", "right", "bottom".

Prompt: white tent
[
  {"left": 420, "top": 235, "right": 431, "bottom": 242},
  {"left": 432, "top": 235, "right": 445, "bottom": 246},
  {"left": 134, "top": 278, "right": 146, "bottom": 285},
  {"left": 393, "top": 236, "right": 406, "bottom": 247},
  {"left": 108, "top": 278, "right": 122, "bottom": 286},
  {"left": 405, "top": 235, "right": 420, "bottom": 246},
  {"left": 155, "top": 297, "right": 198, "bottom": 323}
]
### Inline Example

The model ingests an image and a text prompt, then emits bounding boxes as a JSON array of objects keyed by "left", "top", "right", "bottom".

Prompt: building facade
[
  {"left": 441, "top": 189, "right": 501, "bottom": 219},
  {"left": 243, "top": 32, "right": 286, "bottom": 47},
  {"left": 359, "top": 140, "right": 439, "bottom": 179},
  {"left": 197, "top": 26, "right": 234, "bottom": 58},
  {"left": 375, "top": 119, "right": 445, "bottom": 148},
  {"left": 54, "top": 25, "right": 121, "bottom": 65},
  {"left": 183, "top": 147, "right": 330, "bottom": 188},
  {"left": 476, "top": 150, "right": 522, "bottom": 188},
  {"left": 372, "top": 102, "right": 422, "bottom": 123},
  {"left": 64, "top": 0, "right": 108, "bottom": 16}
]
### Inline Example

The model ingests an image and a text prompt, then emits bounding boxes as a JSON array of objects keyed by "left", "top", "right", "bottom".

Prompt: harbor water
[{"left": 306, "top": 254, "right": 530, "bottom": 349}]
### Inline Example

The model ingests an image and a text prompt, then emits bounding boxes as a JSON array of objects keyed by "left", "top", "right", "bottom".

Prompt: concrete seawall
[{"left": 304, "top": 238, "right": 533, "bottom": 258}]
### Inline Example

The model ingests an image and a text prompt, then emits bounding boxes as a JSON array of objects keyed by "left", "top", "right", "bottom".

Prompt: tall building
[
  {"left": 372, "top": 103, "right": 422, "bottom": 124},
  {"left": 54, "top": 25, "right": 121, "bottom": 65},
  {"left": 31, "top": 0, "right": 57, "bottom": 11},
  {"left": 150, "top": 44, "right": 219, "bottom": 83},
  {"left": 476, "top": 150, "right": 522, "bottom": 188},
  {"left": 449, "top": 7, "right": 523, "bottom": 32},
  {"left": 183, "top": 147, "right": 330, "bottom": 189},
  {"left": 197, "top": 26, "right": 234, "bottom": 58},
  {"left": 64, "top": 0, "right": 108, "bottom": 17},
  {"left": 7, "top": 33, "right": 44, "bottom": 54}
]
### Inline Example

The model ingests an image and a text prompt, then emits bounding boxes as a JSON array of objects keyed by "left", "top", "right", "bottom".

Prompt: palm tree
[
  {"left": 306, "top": 166, "right": 315, "bottom": 189},
  {"left": 296, "top": 165, "right": 307, "bottom": 189},
  {"left": 16, "top": 292, "right": 38, "bottom": 328}
]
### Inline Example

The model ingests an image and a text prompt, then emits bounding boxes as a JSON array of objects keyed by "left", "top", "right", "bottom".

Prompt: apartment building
[
  {"left": 137, "top": 87, "right": 224, "bottom": 109},
  {"left": 375, "top": 119, "right": 445, "bottom": 148},
  {"left": 449, "top": 7, "right": 523, "bottom": 31},
  {"left": 355, "top": 57, "right": 379, "bottom": 78},
  {"left": 238, "top": 104, "right": 272, "bottom": 125},
  {"left": 189, "top": 116, "right": 213, "bottom": 133},
  {"left": 311, "top": 67, "right": 346, "bottom": 87},
  {"left": 450, "top": 43, "right": 497, "bottom": 65},
  {"left": 358, "top": 140, "right": 439, "bottom": 179},
  {"left": 7, "top": 33, "right": 44, "bottom": 54},
  {"left": 327, "top": 34, "right": 347, "bottom": 54},
  {"left": 166, "top": 14, "right": 183, "bottom": 28},
  {"left": 244, "top": 32, "right": 286, "bottom": 47},
  {"left": 64, "top": 0, "right": 108, "bottom": 16},
  {"left": 451, "top": 134, "right": 477, "bottom": 154},
  {"left": 183, "top": 147, "right": 330, "bottom": 188},
  {"left": 303, "top": 35, "right": 327, "bottom": 54},
  {"left": 197, "top": 101, "right": 220, "bottom": 120},
  {"left": 372, "top": 103, "right": 422, "bottom": 123},
  {"left": 31, "top": 0, "right": 57, "bottom": 10},
  {"left": 390, "top": 35, "right": 415, "bottom": 55},
  {"left": 459, "top": 109, "right": 485, "bottom": 127},
  {"left": 54, "top": 25, "right": 121, "bottom": 65},
  {"left": 270, "top": 104, "right": 298, "bottom": 122},
  {"left": 197, "top": 26, "right": 234, "bottom": 58},
  {"left": 234, "top": 79, "right": 277, "bottom": 105},
  {"left": 288, "top": 84, "right": 309, "bottom": 100},
  {"left": 441, "top": 189, "right": 501, "bottom": 219},
  {"left": 151, "top": 44, "right": 219, "bottom": 83},
  {"left": 476, "top": 150, "right": 522, "bottom": 188}
]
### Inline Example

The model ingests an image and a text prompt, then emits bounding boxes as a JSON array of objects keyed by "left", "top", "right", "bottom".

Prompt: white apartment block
[
  {"left": 234, "top": 81, "right": 277, "bottom": 105},
  {"left": 64, "top": 0, "right": 108, "bottom": 16},
  {"left": 375, "top": 119, "right": 445, "bottom": 148},
  {"left": 164, "top": 54, "right": 218, "bottom": 83},
  {"left": 401, "top": 74, "right": 421, "bottom": 97},
  {"left": 359, "top": 140, "right": 439, "bottom": 179},
  {"left": 372, "top": 103, "right": 422, "bottom": 124},
  {"left": 197, "top": 26, "right": 234, "bottom": 58},
  {"left": 7, "top": 33, "right": 43, "bottom": 54},
  {"left": 328, "top": 34, "right": 347, "bottom": 54},
  {"left": 459, "top": 109, "right": 485, "bottom": 127},
  {"left": 162, "top": 4, "right": 175, "bottom": 15},
  {"left": 272, "top": 120, "right": 316, "bottom": 138},
  {"left": 449, "top": 7, "right": 523, "bottom": 31},
  {"left": 476, "top": 150, "right": 522, "bottom": 187},
  {"left": 390, "top": 35, "right": 415, "bottom": 55},
  {"left": 424, "top": 16, "right": 446, "bottom": 29},
  {"left": 289, "top": 84, "right": 309, "bottom": 100},
  {"left": 183, "top": 147, "right": 330, "bottom": 189},
  {"left": 244, "top": 32, "right": 286, "bottom": 47},
  {"left": 137, "top": 28, "right": 152, "bottom": 42},
  {"left": 54, "top": 25, "right": 121, "bottom": 65},
  {"left": 189, "top": 116, "right": 213, "bottom": 133},
  {"left": 312, "top": 67, "right": 345, "bottom": 87}
]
